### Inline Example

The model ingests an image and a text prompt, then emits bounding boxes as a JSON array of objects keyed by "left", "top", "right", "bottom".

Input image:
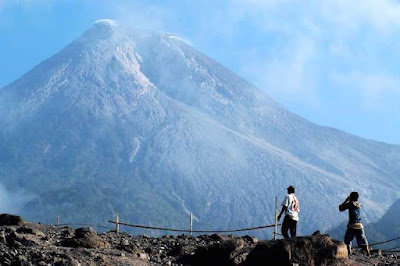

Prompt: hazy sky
[{"left": 1, "top": 0, "right": 399, "bottom": 144}]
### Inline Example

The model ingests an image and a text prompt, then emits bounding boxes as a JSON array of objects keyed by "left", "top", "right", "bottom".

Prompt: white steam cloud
[{"left": 0, "top": 182, "right": 35, "bottom": 215}]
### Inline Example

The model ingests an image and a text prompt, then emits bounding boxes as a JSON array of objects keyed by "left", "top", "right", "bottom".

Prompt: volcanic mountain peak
[{"left": 0, "top": 22, "right": 399, "bottom": 236}]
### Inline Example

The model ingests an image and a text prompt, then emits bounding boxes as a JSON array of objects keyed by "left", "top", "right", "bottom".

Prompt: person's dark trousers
[
  {"left": 281, "top": 215, "right": 297, "bottom": 239},
  {"left": 344, "top": 227, "right": 369, "bottom": 255}
]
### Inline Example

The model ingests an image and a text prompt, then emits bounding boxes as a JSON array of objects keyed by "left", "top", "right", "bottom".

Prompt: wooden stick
[
  {"left": 274, "top": 197, "right": 278, "bottom": 240},
  {"left": 115, "top": 209, "right": 119, "bottom": 234},
  {"left": 190, "top": 212, "right": 193, "bottom": 236}
]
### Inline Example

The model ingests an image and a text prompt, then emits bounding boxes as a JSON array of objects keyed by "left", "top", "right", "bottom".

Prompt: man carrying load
[{"left": 339, "top": 191, "right": 370, "bottom": 256}]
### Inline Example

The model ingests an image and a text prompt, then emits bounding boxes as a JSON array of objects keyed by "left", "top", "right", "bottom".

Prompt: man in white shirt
[{"left": 277, "top": 185, "right": 300, "bottom": 238}]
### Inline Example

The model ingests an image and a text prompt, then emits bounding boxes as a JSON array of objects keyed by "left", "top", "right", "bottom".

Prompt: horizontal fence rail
[
  {"left": 369, "top": 236, "right": 400, "bottom": 247},
  {"left": 108, "top": 220, "right": 280, "bottom": 233},
  {"left": 382, "top": 245, "right": 400, "bottom": 252}
]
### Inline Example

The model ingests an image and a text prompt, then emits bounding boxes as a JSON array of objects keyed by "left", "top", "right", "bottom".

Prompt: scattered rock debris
[{"left": 0, "top": 214, "right": 399, "bottom": 265}]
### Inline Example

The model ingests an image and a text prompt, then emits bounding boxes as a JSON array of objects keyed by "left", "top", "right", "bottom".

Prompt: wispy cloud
[
  {"left": 209, "top": 0, "right": 400, "bottom": 109},
  {"left": 0, "top": 182, "right": 35, "bottom": 214},
  {"left": 320, "top": 0, "right": 400, "bottom": 33},
  {"left": 240, "top": 35, "right": 320, "bottom": 105},
  {"left": 332, "top": 72, "right": 400, "bottom": 111},
  {"left": 110, "top": 1, "right": 172, "bottom": 32}
]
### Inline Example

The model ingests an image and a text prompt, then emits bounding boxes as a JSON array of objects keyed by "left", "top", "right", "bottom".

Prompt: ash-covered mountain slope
[
  {"left": 0, "top": 20, "right": 399, "bottom": 236},
  {"left": 365, "top": 199, "right": 400, "bottom": 249}
]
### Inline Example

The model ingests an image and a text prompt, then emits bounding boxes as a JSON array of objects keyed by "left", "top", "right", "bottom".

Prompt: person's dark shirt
[{"left": 339, "top": 200, "right": 362, "bottom": 225}]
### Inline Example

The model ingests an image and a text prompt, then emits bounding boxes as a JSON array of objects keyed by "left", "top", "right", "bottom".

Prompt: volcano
[{"left": 0, "top": 19, "right": 399, "bottom": 236}]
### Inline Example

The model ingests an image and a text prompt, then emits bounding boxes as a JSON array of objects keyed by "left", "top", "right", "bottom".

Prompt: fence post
[
  {"left": 274, "top": 197, "right": 278, "bottom": 240},
  {"left": 190, "top": 212, "right": 193, "bottom": 236},
  {"left": 57, "top": 215, "right": 60, "bottom": 227},
  {"left": 115, "top": 209, "right": 120, "bottom": 234}
]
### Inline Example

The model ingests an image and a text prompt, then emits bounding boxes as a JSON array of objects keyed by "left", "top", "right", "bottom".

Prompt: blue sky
[{"left": 1, "top": 0, "right": 399, "bottom": 144}]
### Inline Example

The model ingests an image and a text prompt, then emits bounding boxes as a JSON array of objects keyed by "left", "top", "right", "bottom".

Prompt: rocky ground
[{"left": 0, "top": 214, "right": 399, "bottom": 265}]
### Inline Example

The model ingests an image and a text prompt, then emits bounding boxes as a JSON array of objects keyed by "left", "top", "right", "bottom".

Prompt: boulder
[
  {"left": 117, "top": 239, "right": 147, "bottom": 259},
  {"left": 6, "top": 231, "right": 36, "bottom": 247},
  {"left": 209, "top": 233, "right": 228, "bottom": 242},
  {"left": 74, "top": 227, "right": 96, "bottom": 238},
  {"left": 16, "top": 227, "right": 45, "bottom": 237},
  {"left": 187, "top": 238, "right": 251, "bottom": 266},
  {"left": 60, "top": 227, "right": 110, "bottom": 249},
  {"left": 245, "top": 239, "right": 292, "bottom": 266},
  {"left": 242, "top": 235, "right": 259, "bottom": 244},
  {"left": 62, "top": 227, "right": 74, "bottom": 238},
  {"left": 0, "top": 214, "right": 25, "bottom": 226},
  {"left": 245, "top": 235, "right": 348, "bottom": 266}
]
